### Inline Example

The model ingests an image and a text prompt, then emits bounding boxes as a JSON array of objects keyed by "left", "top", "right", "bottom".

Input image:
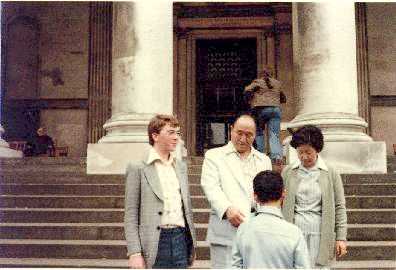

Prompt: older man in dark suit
[{"left": 124, "top": 114, "right": 196, "bottom": 269}]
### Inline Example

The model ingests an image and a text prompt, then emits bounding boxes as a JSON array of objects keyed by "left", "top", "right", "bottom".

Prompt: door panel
[{"left": 196, "top": 38, "right": 257, "bottom": 154}]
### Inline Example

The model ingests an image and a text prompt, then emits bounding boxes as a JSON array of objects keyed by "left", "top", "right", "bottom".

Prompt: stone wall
[
  {"left": 2, "top": 2, "right": 89, "bottom": 157},
  {"left": 41, "top": 109, "right": 87, "bottom": 157},
  {"left": 37, "top": 2, "right": 89, "bottom": 99},
  {"left": 366, "top": 3, "right": 396, "bottom": 154}
]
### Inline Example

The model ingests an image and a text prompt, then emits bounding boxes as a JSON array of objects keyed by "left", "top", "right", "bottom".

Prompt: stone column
[
  {"left": 286, "top": 2, "right": 386, "bottom": 173},
  {"left": 87, "top": 1, "right": 173, "bottom": 173},
  {"left": 0, "top": 3, "right": 22, "bottom": 158}
]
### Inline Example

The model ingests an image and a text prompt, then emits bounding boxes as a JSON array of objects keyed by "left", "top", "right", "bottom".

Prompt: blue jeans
[
  {"left": 153, "top": 227, "right": 189, "bottom": 269},
  {"left": 253, "top": 106, "right": 282, "bottom": 161}
]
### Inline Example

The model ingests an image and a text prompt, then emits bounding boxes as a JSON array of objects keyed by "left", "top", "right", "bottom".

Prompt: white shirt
[
  {"left": 147, "top": 148, "right": 185, "bottom": 228},
  {"left": 231, "top": 144, "right": 258, "bottom": 207}
]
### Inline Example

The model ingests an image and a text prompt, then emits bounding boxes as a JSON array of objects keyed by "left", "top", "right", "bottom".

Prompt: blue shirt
[{"left": 232, "top": 205, "right": 310, "bottom": 269}]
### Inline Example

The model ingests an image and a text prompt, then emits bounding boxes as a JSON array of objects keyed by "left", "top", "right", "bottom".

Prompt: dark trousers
[{"left": 153, "top": 227, "right": 189, "bottom": 269}]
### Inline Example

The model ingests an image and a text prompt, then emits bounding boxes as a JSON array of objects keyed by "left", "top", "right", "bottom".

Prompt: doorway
[{"left": 195, "top": 38, "right": 257, "bottom": 155}]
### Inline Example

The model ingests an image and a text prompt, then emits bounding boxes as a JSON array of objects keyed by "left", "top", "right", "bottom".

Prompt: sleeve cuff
[{"left": 128, "top": 252, "right": 142, "bottom": 257}]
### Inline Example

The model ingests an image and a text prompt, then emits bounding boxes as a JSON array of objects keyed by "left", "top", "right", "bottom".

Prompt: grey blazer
[
  {"left": 124, "top": 154, "right": 196, "bottom": 268},
  {"left": 281, "top": 163, "right": 347, "bottom": 266}
]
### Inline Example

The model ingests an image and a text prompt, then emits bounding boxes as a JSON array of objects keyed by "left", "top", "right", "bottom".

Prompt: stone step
[
  {"left": 0, "top": 195, "right": 124, "bottom": 208},
  {"left": 194, "top": 240, "right": 396, "bottom": 261},
  {"left": 192, "top": 209, "right": 210, "bottom": 224},
  {"left": 338, "top": 241, "right": 396, "bottom": 261},
  {"left": 1, "top": 168, "right": 86, "bottom": 174},
  {"left": 3, "top": 178, "right": 395, "bottom": 196},
  {"left": 194, "top": 223, "right": 396, "bottom": 242},
  {"left": 192, "top": 259, "right": 396, "bottom": 269},
  {"left": 189, "top": 184, "right": 203, "bottom": 196},
  {"left": 387, "top": 156, "right": 396, "bottom": 173},
  {"left": 189, "top": 183, "right": 396, "bottom": 196},
  {"left": 347, "top": 224, "right": 396, "bottom": 241},
  {"left": 188, "top": 175, "right": 201, "bottom": 185},
  {"left": 0, "top": 258, "right": 210, "bottom": 269},
  {"left": 0, "top": 239, "right": 127, "bottom": 259},
  {"left": 191, "top": 196, "right": 209, "bottom": 209},
  {"left": 188, "top": 173, "right": 396, "bottom": 185},
  {"left": 187, "top": 157, "right": 204, "bottom": 165},
  {"left": 0, "top": 258, "right": 128, "bottom": 268},
  {"left": 0, "top": 184, "right": 125, "bottom": 196},
  {"left": 345, "top": 196, "right": 396, "bottom": 209},
  {"left": 194, "top": 223, "right": 207, "bottom": 242},
  {"left": 344, "top": 184, "right": 396, "bottom": 195},
  {"left": 6, "top": 258, "right": 392, "bottom": 269},
  {"left": 0, "top": 208, "right": 124, "bottom": 223},
  {"left": 0, "top": 223, "right": 125, "bottom": 240},
  {"left": 0, "top": 157, "right": 85, "bottom": 166},
  {"left": 347, "top": 209, "right": 396, "bottom": 224},
  {"left": 3, "top": 222, "right": 392, "bottom": 243},
  {"left": 191, "top": 195, "right": 396, "bottom": 209},
  {"left": 342, "top": 174, "right": 396, "bottom": 184},
  {"left": 332, "top": 260, "right": 396, "bottom": 269},
  {"left": 0, "top": 239, "right": 210, "bottom": 260},
  {"left": 188, "top": 165, "right": 203, "bottom": 175},
  {"left": 0, "top": 174, "right": 124, "bottom": 184},
  {"left": 193, "top": 208, "right": 396, "bottom": 224}
]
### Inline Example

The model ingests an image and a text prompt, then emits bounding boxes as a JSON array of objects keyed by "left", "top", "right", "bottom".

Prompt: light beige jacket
[
  {"left": 201, "top": 142, "right": 272, "bottom": 246},
  {"left": 281, "top": 160, "right": 347, "bottom": 266}
]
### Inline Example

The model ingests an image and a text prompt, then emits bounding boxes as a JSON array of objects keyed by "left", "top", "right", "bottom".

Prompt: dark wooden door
[{"left": 196, "top": 38, "right": 257, "bottom": 155}]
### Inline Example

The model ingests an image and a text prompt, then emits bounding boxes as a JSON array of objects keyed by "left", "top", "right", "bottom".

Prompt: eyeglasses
[{"left": 165, "top": 130, "right": 182, "bottom": 137}]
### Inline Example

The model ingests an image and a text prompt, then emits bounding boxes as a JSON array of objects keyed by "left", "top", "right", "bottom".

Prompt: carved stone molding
[
  {"left": 88, "top": 2, "right": 112, "bottom": 143},
  {"left": 355, "top": 3, "right": 370, "bottom": 133}
]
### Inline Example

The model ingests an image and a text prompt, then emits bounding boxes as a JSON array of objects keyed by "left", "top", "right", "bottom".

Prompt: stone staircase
[
  {"left": 0, "top": 156, "right": 394, "bottom": 269},
  {"left": 0, "top": 158, "right": 127, "bottom": 267},
  {"left": 188, "top": 157, "right": 396, "bottom": 269}
]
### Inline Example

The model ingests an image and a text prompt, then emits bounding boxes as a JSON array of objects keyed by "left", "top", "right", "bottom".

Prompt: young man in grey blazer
[
  {"left": 201, "top": 114, "right": 272, "bottom": 268},
  {"left": 124, "top": 114, "right": 196, "bottom": 269}
]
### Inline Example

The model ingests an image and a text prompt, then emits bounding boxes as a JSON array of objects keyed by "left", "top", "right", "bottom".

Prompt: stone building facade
[{"left": 0, "top": 2, "right": 394, "bottom": 173}]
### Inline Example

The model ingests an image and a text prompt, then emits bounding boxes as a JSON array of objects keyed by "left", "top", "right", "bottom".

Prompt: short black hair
[
  {"left": 231, "top": 112, "right": 256, "bottom": 127},
  {"left": 290, "top": 125, "right": 324, "bottom": 153},
  {"left": 253, "top": 170, "right": 283, "bottom": 203}
]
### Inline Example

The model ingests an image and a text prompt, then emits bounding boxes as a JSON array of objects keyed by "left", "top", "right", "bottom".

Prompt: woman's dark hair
[
  {"left": 290, "top": 125, "right": 324, "bottom": 153},
  {"left": 253, "top": 170, "right": 283, "bottom": 203}
]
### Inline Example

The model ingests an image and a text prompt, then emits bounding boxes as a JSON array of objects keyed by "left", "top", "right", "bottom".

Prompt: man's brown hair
[{"left": 147, "top": 114, "right": 180, "bottom": 146}]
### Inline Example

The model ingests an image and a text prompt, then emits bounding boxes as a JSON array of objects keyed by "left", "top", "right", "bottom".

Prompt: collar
[
  {"left": 146, "top": 147, "right": 175, "bottom": 166},
  {"left": 224, "top": 141, "right": 262, "bottom": 160},
  {"left": 255, "top": 205, "right": 284, "bottom": 219},
  {"left": 290, "top": 154, "right": 328, "bottom": 171}
]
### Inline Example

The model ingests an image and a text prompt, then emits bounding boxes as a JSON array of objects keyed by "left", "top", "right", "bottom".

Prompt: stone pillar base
[
  {"left": 98, "top": 113, "right": 154, "bottom": 143},
  {"left": 288, "top": 112, "right": 372, "bottom": 142},
  {"left": 0, "top": 145, "right": 23, "bottom": 158},
  {"left": 285, "top": 141, "right": 387, "bottom": 174},
  {"left": 87, "top": 142, "right": 150, "bottom": 174},
  {"left": 0, "top": 125, "right": 23, "bottom": 158}
]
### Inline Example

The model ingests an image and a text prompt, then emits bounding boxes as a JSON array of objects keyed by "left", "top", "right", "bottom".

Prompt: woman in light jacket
[{"left": 281, "top": 125, "right": 347, "bottom": 267}]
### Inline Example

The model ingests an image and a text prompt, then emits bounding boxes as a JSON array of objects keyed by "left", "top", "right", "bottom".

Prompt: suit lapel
[
  {"left": 224, "top": 153, "right": 250, "bottom": 196},
  {"left": 287, "top": 169, "right": 301, "bottom": 201},
  {"left": 318, "top": 169, "right": 330, "bottom": 204},
  {"left": 143, "top": 163, "right": 164, "bottom": 201}
]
